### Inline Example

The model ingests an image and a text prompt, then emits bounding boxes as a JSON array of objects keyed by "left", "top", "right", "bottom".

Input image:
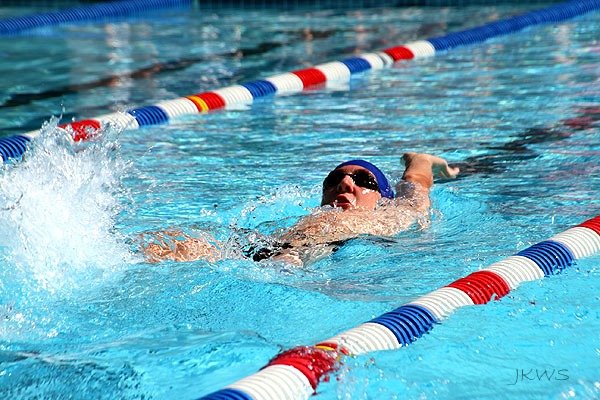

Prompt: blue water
[{"left": 1, "top": 4, "right": 599, "bottom": 400}]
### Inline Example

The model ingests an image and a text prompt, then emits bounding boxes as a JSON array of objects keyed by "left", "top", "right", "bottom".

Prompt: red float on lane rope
[
  {"left": 292, "top": 68, "right": 327, "bottom": 88},
  {"left": 267, "top": 346, "right": 338, "bottom": 389},
  {"left": 447, "top": 271, "right": 510, "bottom": 305},
  {"left": 579, "top": 216, "right": 600, "bottom": 235},
  {"left": 190, "top": 91, "right": 226, "bottom": 111},
  {"left": 382, "top": 46, "right": 415, "bottom": 61},
  {"left": 59, "top": 119, "right": 101, "bottom": 142}
]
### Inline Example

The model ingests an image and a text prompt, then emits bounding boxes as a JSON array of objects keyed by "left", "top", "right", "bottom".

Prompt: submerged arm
[{"left": 141, "top": 230, "right": 221, "bottom": 263}]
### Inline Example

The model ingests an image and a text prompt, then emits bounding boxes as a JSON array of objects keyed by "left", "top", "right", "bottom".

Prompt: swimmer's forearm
[{"left": 401, "top": 153, "right": 459, "bottom": 187}]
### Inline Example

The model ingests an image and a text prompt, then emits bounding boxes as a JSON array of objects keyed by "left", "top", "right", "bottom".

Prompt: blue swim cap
[{"left": 335, "top": 159, "right": 395, "bottom": 199}]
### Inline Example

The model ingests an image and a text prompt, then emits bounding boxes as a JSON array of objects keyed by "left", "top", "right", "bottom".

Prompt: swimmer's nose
[{"left": 338, "top": 174, "right": 355, "bottom": 192}]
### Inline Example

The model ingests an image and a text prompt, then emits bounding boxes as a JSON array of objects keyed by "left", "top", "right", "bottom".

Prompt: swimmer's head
[
  {"left": 334, "top": 160, "right": 394, "bottom": 198},
  {"left": 321, "top": 159, "right": 394, "bottom": 210}
]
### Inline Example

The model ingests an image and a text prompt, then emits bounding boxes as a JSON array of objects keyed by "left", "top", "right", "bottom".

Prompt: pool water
[{"left": 0, "top": 3, "right": 599, "bottom": 400}]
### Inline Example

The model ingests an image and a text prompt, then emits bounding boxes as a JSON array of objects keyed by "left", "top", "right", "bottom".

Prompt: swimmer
[{"left": 142, "top": 152, "right": 459, "bottom": 265}]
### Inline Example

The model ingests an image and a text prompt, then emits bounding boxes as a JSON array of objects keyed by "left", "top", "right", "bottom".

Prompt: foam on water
[{"left": 0, "top": 119, "right": 135, "bottom": 299}]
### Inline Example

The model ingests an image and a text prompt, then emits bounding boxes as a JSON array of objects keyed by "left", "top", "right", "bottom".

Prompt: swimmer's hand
[
  {"left": 141, "top": 230, "right": 221, "bottom": 263},
  {"left": 402, "top": 152, "right": 460, "bottom": 180},
  {"left": 429, "top": 154, "right": 460, "bottom": 179}
]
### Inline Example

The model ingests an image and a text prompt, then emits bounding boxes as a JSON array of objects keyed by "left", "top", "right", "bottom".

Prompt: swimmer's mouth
[{"left": 332, "top": 195, "right": 355, "bottom": 209}]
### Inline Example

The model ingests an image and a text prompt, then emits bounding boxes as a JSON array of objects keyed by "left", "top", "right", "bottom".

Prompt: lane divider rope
[
  {"left": 0, "top": 0, "right": 192, "bottom": 36},
  {"left": 198, "top": 215, "right": 600, "bottom": 399},
  {"left": 1, "top": 0, "right": 599, "bottom": 162}
]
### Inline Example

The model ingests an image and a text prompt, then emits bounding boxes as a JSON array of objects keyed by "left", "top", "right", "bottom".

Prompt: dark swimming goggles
[{"left": 323, "top": 169, "right": 380, "bottom": 192}]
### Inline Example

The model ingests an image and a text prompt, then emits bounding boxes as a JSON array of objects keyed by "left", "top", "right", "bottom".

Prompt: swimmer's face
[{"left": 321, "top": 165, "right": 382, "bottom": 210}]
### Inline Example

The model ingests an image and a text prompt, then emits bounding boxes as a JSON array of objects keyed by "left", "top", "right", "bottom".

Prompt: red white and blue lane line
[
  {"left": 1, "top": 0, "right": 600, "bottom": 162},
  {"left": 198, "top": 216, "right": 600, "bottom": 400}
]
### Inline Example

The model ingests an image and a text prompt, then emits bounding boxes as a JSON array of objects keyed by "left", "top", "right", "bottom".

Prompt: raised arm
[{"left": 395, "top": 152, "right": 460, "bottom": 210}]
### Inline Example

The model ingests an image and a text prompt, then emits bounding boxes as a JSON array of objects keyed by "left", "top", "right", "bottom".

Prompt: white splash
[{"left": 0, "top": 119, "right": 135, "bottom": 296}]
